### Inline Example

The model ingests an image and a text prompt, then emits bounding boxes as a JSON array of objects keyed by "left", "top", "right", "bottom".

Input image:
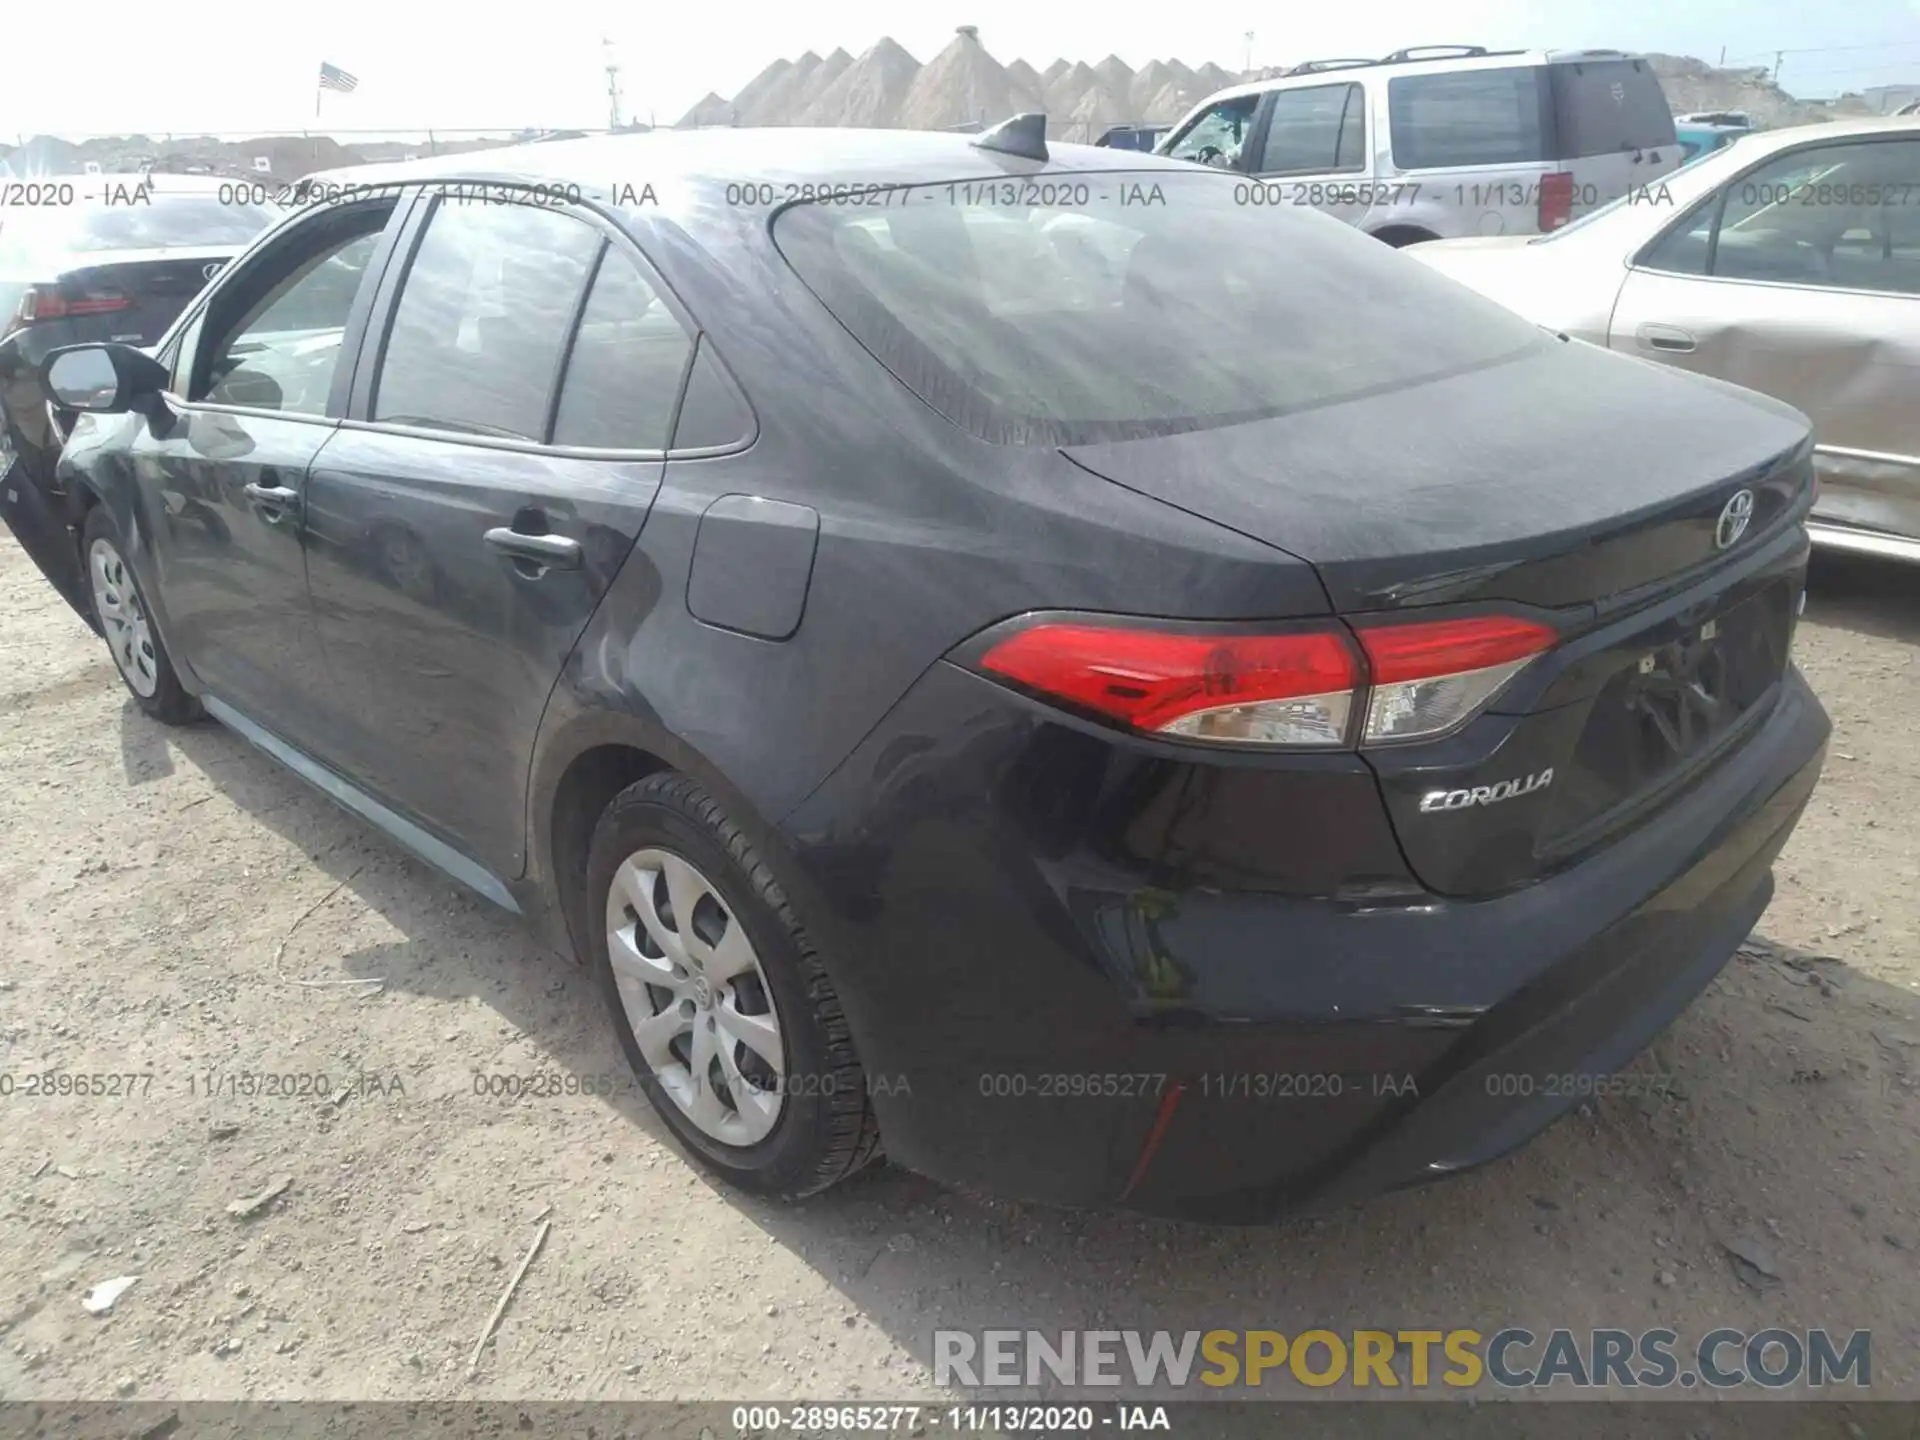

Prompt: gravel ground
[{"left": 0, "top": 531, "right": 1916, "bottom": 1409}]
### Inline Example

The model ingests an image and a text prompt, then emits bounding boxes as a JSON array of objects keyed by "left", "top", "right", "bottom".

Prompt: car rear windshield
[
  {"left": 773, "top": 172, "right": 1543, "bottom": 445},
  {"left": 0, "top": 195, "right": 272, "bottom": 261},
  {"left": 1549, "top": 59, "right": 1677, "bottom": 154}
]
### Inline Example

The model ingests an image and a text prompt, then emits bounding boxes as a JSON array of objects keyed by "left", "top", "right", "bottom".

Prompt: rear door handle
[
  {"left": 1636, "top": 323, "right": 1697, "bottom": 354},
  {"left": 484, "top": 527, "right": 583, "bottom": 570}
]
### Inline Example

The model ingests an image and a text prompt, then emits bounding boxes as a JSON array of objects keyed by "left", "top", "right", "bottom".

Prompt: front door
[
  {"left": 303, "top": 190, "right": 694, "bottom": 877},
  {"left": 1610, "top": 134, "right": 1920, "bottom": 538},
  {"left": 128, "top": 196, "right": 405, "bottom": 742}
]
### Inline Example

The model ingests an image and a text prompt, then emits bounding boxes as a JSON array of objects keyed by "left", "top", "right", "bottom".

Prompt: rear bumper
[{"left": 780, "top": 660, "right": 1829, "bottom": 1221}]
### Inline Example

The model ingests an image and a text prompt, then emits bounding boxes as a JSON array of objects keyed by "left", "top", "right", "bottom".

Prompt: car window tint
[
  {"left": 551, "top": 248, "right": 693, "bottom": 450},
  {"left": 1163, "top": 96, "right": 1259, "bottom": 170},
  {"left": 374, "top": 200, "right": 601, "bottom": 440},
  {"left": 1549, "top": 60, "right": 1676, "bottom": 156},
  {"left": 1638, "top": 196, "right": 1719, "bottom": 276},
  {"left": 671, "top": 337, "right": 753, "bottom": 450},
  {"left": 1256, "top": 84, "right": 1363, "bottom": 175},
  {"left": 1389, "top": 67, "right": 1547, "bottom": 169},
  {"left": 1707, "top": 140, "right": 1920, "bottom": 295},
  {"left": 196, "top": 225, "right": 384, "bottom": 415}
]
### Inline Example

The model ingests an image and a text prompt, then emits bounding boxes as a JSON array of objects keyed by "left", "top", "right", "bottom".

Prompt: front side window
[
  {"left": 1642, "top": 139, "right": 1920, "bottom": 294},
  {"left": 373, "top": 198, "right": 602, "bottom": 440},
  {"left": 1389, "top": 67, "right": 1547, "bottom": 170},
  {"left": 1163, "top": 96, "right": 1259, "bottom": 170},
  {"left": 1255, "top": 84, "right": 1365, "bottom": 175},
  {"left": 193, "top": 208, "right": 391, "bottom": 415},
  {"left": 775, "top": 172, "right": 1543, "bottom": 446}
]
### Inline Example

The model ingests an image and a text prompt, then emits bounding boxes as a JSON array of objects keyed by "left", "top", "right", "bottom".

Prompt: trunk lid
[
  {"left": 1065, "top": 337, "right": 1815, "bottom": 897},
  {"left": 1061, "top": 334, "right": 1810, "bottom": 613},
  {"left": 54, "top": 246, "right": 242, "bottom": 347}
]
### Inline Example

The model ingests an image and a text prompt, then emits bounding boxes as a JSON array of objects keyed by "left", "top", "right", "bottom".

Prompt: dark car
[
  {"left": 24, "top": 127, "right": 1828, "bottom": 1221},
  {"left": 1, "top": 175, "right": 272, "bottom": 368},
  {"left": 1, "top": 176, "right": 274, "bottom": 607}
]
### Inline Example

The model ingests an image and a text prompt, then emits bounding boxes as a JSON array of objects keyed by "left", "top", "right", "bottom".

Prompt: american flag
[{"left": 318, "top": 61, "right": 359, "bottom": 93}]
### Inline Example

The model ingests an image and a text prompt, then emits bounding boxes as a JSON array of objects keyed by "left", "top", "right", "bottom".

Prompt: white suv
[{"left": 1158, "top": 46, "right": 1683, "bottom": 244}]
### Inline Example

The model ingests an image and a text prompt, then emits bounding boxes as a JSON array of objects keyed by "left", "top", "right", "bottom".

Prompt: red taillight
[
  {"left": 973, "top": 613, "right": 1556, "bottom": 749},
  {"left": 1538, "top": 171, "right": 1575, "bottom": 232},
  {"left": 1355, "top": 614, "right": 1556, "bottom": 745},
  {"left": 1354, "top": 615, "right": 1558, "bottom": 684},
  {"left": 14, "top": 284, "right": 133, "bottom": 324},
  {"left": 978, "top": 623, "right": 1360, "bottom": 747}
]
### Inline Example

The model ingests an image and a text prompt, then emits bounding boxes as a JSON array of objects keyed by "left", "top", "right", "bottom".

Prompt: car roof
[
  {"left": 303, "top": 127, "right": 1194, "bottom": 202},
  {"left": 1194, "top": 47, "right": 1648, "bottom": 106},
  {"left": 1718, "top": 114, "right": 1920, "bottom": 153}
]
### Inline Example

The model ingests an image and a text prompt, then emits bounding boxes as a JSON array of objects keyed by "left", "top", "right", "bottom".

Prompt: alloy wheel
[
  {"left": 88, "top": 537, "right": 159, "bottom": 698},
  {"left": 605, "top": 847, "right": 787, "bottom": 1146}
]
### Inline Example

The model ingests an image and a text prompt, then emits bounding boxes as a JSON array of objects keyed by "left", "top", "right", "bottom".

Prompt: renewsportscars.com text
[{"left": 934, "top": 1327, "right": 1870, "bottom": 1391}]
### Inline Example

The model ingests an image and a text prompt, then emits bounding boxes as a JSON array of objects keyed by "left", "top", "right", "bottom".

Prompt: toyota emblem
[
  {"left": 202, "top": 261, "right": 224, "bottom": 281},
  {"left": 1715, "top": 489, "right": 1755, "bottom": 550}
]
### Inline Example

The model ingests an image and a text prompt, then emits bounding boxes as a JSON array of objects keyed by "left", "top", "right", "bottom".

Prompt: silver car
[{"left": 1408, "top": 117, "right": 1920, "bottom": 562}]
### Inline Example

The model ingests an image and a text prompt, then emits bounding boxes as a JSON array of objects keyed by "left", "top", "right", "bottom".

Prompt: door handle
[
  {"left": 484, "top": 526, "right": 583, "bottom": 570},
  {"left": 243, "top": 481, "right": 302, "bottom": 520},
  {"left": 1636, "top": 322, "right": 1697, "bottom": 354}
]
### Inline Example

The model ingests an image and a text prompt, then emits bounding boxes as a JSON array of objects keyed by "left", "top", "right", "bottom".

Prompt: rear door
[
  {"left": 1242, "top": 81, "right": 1374, "bottom": 229},
  {"left": 302, "top": 188, "right": 695, "bottom": 877},
  {"left": 1383, "top": 65, "right": 1556, "bottom": 237},
  {"left": 1609, "top": 134, "right": 1920, "bottom": 538}
]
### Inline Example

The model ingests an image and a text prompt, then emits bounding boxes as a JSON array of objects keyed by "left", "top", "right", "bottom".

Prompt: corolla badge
[
  {"left": 1715, "top": 489, "right": 1755, "bottom": 550},
  {"left": 1419, "top": 768, "right": 1554, "bottom": 813}
]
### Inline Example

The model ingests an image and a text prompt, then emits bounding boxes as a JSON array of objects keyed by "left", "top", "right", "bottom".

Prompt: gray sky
[{"left": 5, "top": 0, "right": 1918, "bottom": 138}]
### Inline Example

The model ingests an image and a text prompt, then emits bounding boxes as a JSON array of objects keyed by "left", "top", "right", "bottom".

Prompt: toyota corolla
[{"left": 19, "top": 123, "right": 1828, "bottom": 1220}]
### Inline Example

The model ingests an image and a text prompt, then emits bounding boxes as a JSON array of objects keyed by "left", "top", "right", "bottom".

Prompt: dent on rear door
[{"left": 1611, "top": 267, "right": 1920, "bottom": 538}]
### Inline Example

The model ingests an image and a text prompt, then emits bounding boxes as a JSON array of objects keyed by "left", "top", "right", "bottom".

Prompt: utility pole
[
  {"left": 1773, "top": 50, "right": 1785, "bottom": 87},
  {"left": 603, "top": 37, "right": 624, "bottom": 131},
  {"left": 1718, "top": 46, "right": 1725, "bottom": 66},
  {"left": 1244, "top": 31, "right": 1255, "bottom": 74}
]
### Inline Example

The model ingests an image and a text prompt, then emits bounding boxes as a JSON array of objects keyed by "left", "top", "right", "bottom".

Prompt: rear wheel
[
  {"left": 586, "top": 772, "right": 880, "bottom": 1197},
  {"left": 82, "top": 505, "right": 200, "bottom": 724}
]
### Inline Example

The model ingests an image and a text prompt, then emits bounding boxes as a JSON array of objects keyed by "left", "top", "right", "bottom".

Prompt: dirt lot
[{"left": 0, "top": 531, "right": 1917, "bottom": 1411}]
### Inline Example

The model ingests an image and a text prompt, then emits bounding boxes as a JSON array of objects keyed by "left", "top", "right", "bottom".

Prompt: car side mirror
[{"left": 41, "top": 343, "right": 171, "bottom": 414}]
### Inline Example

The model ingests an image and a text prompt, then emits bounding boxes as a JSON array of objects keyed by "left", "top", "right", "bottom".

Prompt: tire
[
  {"left": 586, "top": 772, "right": 881, "bottom": 1197},
  {"left": 81, "top": 504, "right": 201, "bottom": 725}
]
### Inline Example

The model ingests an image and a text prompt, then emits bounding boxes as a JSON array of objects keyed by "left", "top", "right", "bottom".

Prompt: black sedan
[
  {"left": 21, "top": 123, "right": 1828, "bottom": 1220},
  {"left": 2, "top": 174, "right": 273, "bottom": 610}
]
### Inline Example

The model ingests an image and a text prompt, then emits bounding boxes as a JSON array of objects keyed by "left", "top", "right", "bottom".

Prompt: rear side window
[
  {"left": 1550, "top": 60, "right": 1676, "bottom": 156},
  {"left": 1255, "top": 83, "right": 1366, "bottom": 175},
  {"left": 1388, "top": 67, "right": 1548, "bottom": 169},
  {"left": 551, "top": 249, "right": 694, "bottom": 450},
  {"left": 374, "top": 199, "right": 601, "bottom": 440},
  {"left": 775, "top": 173, "right": 1543, "bottom": 446}
]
